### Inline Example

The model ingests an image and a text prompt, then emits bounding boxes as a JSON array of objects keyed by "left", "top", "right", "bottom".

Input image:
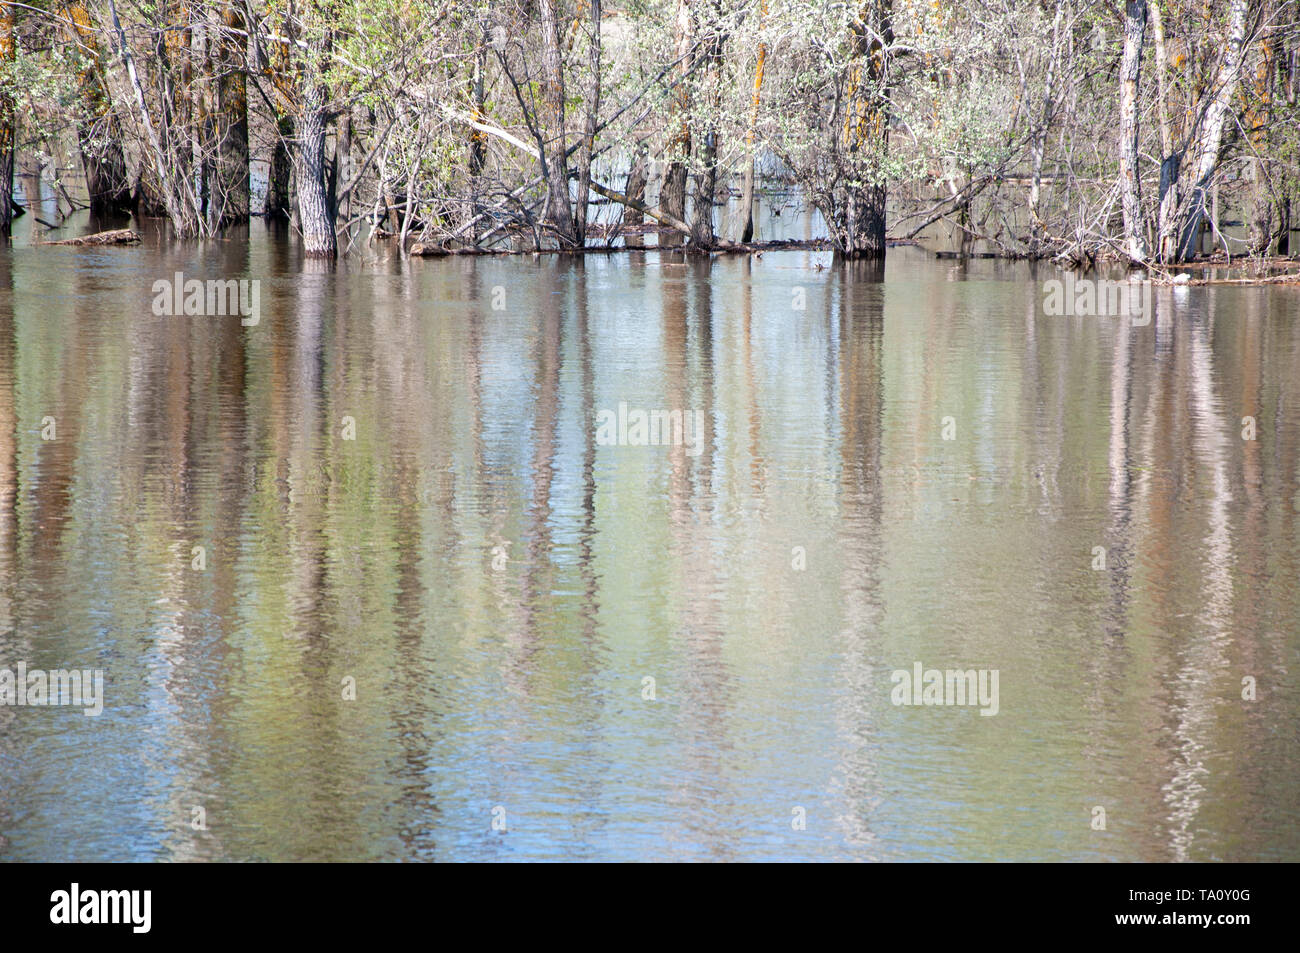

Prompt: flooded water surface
[{"left": 1, "top": 229, "right": 1298, "bottom": 861}]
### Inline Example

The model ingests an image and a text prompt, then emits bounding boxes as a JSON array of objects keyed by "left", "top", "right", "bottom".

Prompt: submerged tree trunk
[
  {"left": 208, "top": 1, "right": 249, "bottom": 229},
  {"left": 660, "top": 0, "right": 694, "bottom": 247},
  {"left": 293, "top": 86, "right": 336, "bottom": 258},
  {"left": 826, "top": 0, "right": 892, "bottom": 260},
  {"left": 65, "top": 3, "right": 132, "bottom": 215},
  {"left": 0, "top": 3, "right": 14, "bottom": 237},
  {"left": 738, "top": 0, "right": 768, "bottom": 244},
  {"left": 538, "top": 0, "right": 578, "bottom": 247},
  {"left": 623, "top": 135, "right": 650, "bottom": 247},
  {"left": 689, "top": 12, "right": 724, "bottom": 250},
  {"left": 660, "top": 166, "right": 689, "bottom": 247},
  {"left": 1119, "top": 1, "right": 1149, "bottom": 262},
  {"left": 266, "top": 115, "right": 293, "bottom": 219}
]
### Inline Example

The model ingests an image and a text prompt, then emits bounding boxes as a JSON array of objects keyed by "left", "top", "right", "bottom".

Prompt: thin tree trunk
[
  {"left": 738, "top": 0, "right": 767, "bottom": 243},
  {"left": 1153, "top": 0, "right": 1182, "bottom": 260},
  {"left": 1119, "top": 1, "right": 1149, "bottom": 262},
  {"left": 573, "top": 0, "right": 600, "bottom": 243},
  {"left": 468, "top": 43, "right": 487, "bottom": 234},
  {"left": 336, "top": 108, "right": 352, "bottom": 233},
  {"left": 1281, "top": 196, "right": 1291, "bottom": 255},
  {"left": 1151, "top": 0, "right": 1172, "bottom": 157},
  {"left": 161, "top": 0, "right": 192, "bottom": 187},
  {"left": 1245, "top": 32, "right": 1275, "bottom": 255},
  {"left": 1029, "top": 1, "right": 1064, "bottom": 255},
  {"left": 188, "top": 6, "right": 208, "bottom": 218},
  {"left": 108, "top": 0, "right": 199, "bottom": 230}
]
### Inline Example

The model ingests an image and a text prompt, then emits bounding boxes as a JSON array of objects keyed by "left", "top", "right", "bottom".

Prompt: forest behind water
[{"left": 0, "top": 1, "right": 1297, "bottom": 265}]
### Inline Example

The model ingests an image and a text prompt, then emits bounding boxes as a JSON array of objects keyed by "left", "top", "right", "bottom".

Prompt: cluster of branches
[{"left": 0, "top": 0, "right": 1296, "bottom": 263}]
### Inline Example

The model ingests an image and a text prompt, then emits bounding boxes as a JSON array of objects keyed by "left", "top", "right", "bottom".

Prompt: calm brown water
[{"left": 0, "top": 224, "right": 1297, "bottom": 861}]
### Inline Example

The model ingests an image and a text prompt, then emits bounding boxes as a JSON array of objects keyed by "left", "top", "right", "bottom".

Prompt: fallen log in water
[
  {"left": 42, "top": 229, "right": 142, "bottom": 247},
  {"left": 408, "top": 243, "right": 509, "bottom": 257}
]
